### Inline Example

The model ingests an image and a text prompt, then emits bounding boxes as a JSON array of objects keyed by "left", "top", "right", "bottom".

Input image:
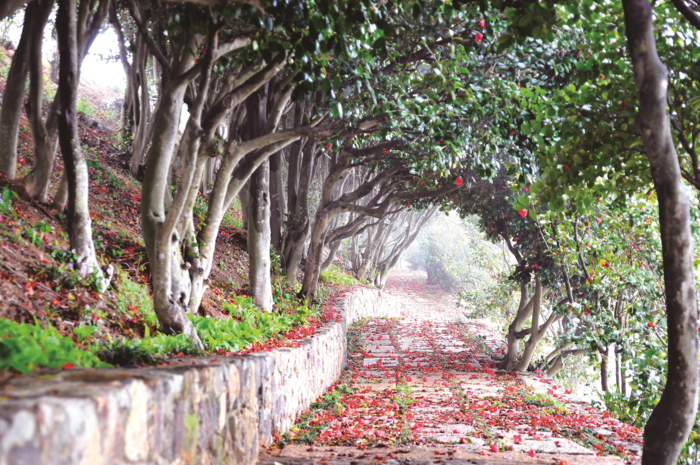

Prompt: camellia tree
[{"left": 502, "top": 0, "right": 700, "bottom": 461}]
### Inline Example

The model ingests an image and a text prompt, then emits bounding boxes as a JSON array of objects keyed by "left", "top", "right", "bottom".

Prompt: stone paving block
[
  {"left": 514, "top": 438, "right": 595, "bottom": 455},
  {"left": 263, "top": 272, "right": 642, "bottom": 465}
]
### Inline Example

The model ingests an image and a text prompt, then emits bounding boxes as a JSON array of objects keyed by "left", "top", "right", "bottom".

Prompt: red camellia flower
[
  {"left": 513, "top": 237, "right": 518, "bottom": 242},
  {"left": 475, "top": 32, "right": 483, "bottom": 43},
  {"left": 479, "top": 20, "right": 486, "bottom": 28},
  {"left": 455, "top": 176, "right": 464, "bottom": 186},
  {"left": 325, "top": 144, "right": 331, "bottom": 150},
  {"left": 382, "top": 148, "right": 388, "bottom": 155},
  {"left": 518, "top": 209, "right": 527, "bottom": 218}
]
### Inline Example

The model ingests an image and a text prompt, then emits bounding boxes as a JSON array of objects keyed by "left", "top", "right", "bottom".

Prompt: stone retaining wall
[{"left": 0, "top": 287, "right": 401, "bottom": 465}]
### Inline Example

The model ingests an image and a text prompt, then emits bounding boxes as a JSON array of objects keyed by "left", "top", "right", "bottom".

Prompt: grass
[
  {"left": 97, "top": 333, "right": 197, "bottom": 366},
  {"left": 192, "top": 294, "right": 316, "bottom": 353},
  {"left": 282, "top": 383, "right": 356, "bottom": 445},
  {"left": 0, "top": 318, "right": 110, "bottom": 373},
  {"left": 0, "top": 48, "right": 10, "bottom": 81},
  {"left": 393, "top": 383, "right": 414, "bottom": 408},
  {"left": 320, "top": 264, "right": 358, "bottom": 286},
  {"left": 76, "top": 95, "right": 96, "bottom": 116},
  {"left": 112, "top": 265, "right": 159, "bottom": 329},
  {"left": 524, "top": 393, "right": 569, "bottom": 414}
]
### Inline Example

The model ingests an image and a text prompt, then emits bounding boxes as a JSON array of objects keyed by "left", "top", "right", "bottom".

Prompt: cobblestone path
[{"left": 262, "top": 271, "right": 642, "bottom": 465}]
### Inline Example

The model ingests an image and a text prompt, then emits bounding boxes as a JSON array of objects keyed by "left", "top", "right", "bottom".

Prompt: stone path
[{"left": 262, "top": 271, "right": 642, "bottom": 464}]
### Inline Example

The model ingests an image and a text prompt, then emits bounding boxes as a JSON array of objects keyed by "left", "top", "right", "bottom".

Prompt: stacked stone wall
[{"left": 0, "top": 286, "right": 401, "bottom": 465}]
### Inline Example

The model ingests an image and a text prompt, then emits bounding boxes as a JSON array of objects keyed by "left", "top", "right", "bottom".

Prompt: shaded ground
[{"left": 263, "top": 270, "right": 643, "bottom": 464}]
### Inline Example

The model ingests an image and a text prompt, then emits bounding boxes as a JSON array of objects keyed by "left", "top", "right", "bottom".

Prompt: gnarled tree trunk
[
  {"left": 23, "top": 0, "right": 58, "bottom": 202},
  {"left": 56, "top": 0, "right": 111, "bottom": 290},
  {"left": 0, "top": 3, "right": 33, "bottom": 179},
  {"left": 515, "top": 278, "right": 543, "bottom": 372},
  {"left": 623, "top": 0, "right": 699, "bottom": 462},
  {"left": 500, "top": 282, "right": 533, "bottom": 370},
  {"left": 248, "top": 160, "right": 273, "bottom": 311}
]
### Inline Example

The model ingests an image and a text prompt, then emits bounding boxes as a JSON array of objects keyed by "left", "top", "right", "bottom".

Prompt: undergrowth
[
  {"left": 98, "top": 333, "right": 197, "bottom": 366},
  {"left": 321, "top": 264, "right": 358, "bottom": 286},
  {"left": 0, "top": 318, "right": 109, "bottom": 373},
  {"left": 0, "top": 175, "right": 337, "bottom": 374},
  {"left": 192, "top": 295, "right": 316, "bottom": 353}
]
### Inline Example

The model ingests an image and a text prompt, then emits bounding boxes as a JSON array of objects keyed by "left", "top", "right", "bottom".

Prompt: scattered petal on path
[{"left": 267, "top": 271, "right": 642, "bottom": 464}]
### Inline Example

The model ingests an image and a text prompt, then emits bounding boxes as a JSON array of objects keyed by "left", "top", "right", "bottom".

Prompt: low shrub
[{"left": 0, "top": 318, "right": 109, "bottom": 373}]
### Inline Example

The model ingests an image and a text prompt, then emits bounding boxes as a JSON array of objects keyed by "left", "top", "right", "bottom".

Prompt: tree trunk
[
  {"left": 621, "top": 354, "right": 627, "bottom": 396},
  {"left": 357, "top": 222, "right": 380, "bottom": 280},
  {"left": 300, "top": 208, "right": 331, "bottom": 300},
  {"left": 623, "top": 1, "right": 699, "bottom": 462},
  {"left": 51, "top": 171, "right": 68, "bottom": 213},
  {"left": 546, "top": 348, "right": 587, "bottom": 377},
  {"left": 321, "top": 240, "right": 342, "bottom": 272},
  {"left": 248, "top": 160, "right": 273, "bottom": 312},
  {"left": 239, "top": 185, "right": 249, "bottom": 230},
  {"left": 140, "top": 40, "right": 203, "bottom": 348},
  {"left": 183, "top": 65, "right": 294, "bottom": 313},
  {"left": 269, "top": 149, "right": 284, "bottom": 252},
  {"left": 500, "top": 282, "right": 532, "bottom": 370},
  {"left": 374, "top": 208, "right": 435, "bottom": 288},
  {"left": 110, "top": 2, "right": 133, "bottom": 136},
  {"left": 56, "top": 0, "right": 111, "bottom": 290},
  {"left": 0, "top": 4, "right": 33, "bottom": 179},
  {"left": 283, "top": 141, "right": 317, "bottom": 283},
  {"left": 515, "top": 278, "right": 542, "bottom": 372},
  {"left": 23, "top": 0, "right": 58, "bottom": 202},
  {"left": 130, "top": 39, "right": 150, "bottom": 177},
  {"left": 600, "top": 348, "right": 609, "bottom": 392},
  {"left": 25, "top": 0, "right": 107, "bottom": 201},
  {"left": 615, "top": 346, "right": 622, "bottom": 393},
  {"left": 244, "top": 84, "right": 274, "bottom": 311}
]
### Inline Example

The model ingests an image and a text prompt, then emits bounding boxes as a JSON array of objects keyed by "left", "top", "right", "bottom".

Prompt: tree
[
  {"left": 55, "top": 0, "right": 112, "bottom": 290},
  {"left": 0, "top": 2, "right": 35, "bottom": 179},
  {"left": 23, "top": 0, "right": 108, "bottom": 202},
  {"left": 622, "top": 0, "right": 698, "bottom": 461},
  {"left": 502, "top": 0, "right": 700, "bottom": 459}
]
